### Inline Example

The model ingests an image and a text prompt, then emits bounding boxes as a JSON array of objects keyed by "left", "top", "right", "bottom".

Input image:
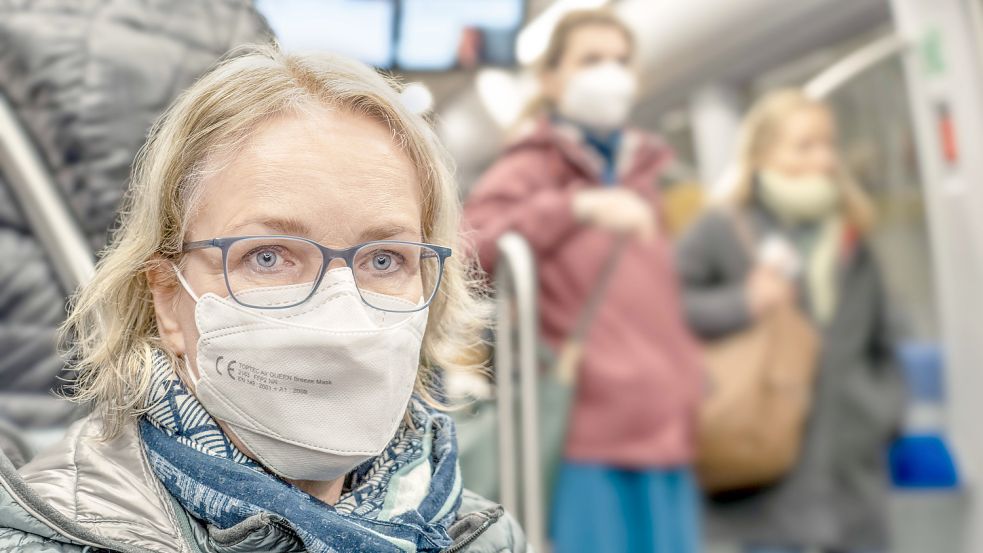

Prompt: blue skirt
[{"left": 550, "top": 461, "right": 701, "bottom": 553}]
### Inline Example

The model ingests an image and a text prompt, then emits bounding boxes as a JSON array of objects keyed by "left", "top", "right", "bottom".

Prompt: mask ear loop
[
  {"left": 170, "top": 262, "right": 201, "bottom": 302},
  {"left": 177, "top": 352, "right": 205, "bottom": 389},
  {"left": 169, "top": 264, "right": 202, "bottom": 386}
]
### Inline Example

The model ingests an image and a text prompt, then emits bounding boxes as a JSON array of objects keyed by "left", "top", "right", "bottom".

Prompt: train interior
[{"left": 1, "top": 0, "right": 982, "bottom": 552}]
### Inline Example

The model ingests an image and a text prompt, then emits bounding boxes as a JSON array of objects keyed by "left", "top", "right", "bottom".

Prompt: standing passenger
[
  {"left": 463, "top": 9, "right": 704, "bottom": 553},
  {"left": 677, "top": 89, "right": 905, "bottom": 553}
]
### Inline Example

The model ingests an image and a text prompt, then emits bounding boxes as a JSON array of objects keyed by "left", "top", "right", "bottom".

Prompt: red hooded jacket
[{"left": 463, "top": 119, "right": 704, "bottom": 467}]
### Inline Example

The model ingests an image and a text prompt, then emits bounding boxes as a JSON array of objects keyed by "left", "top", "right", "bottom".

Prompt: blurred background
[{"left": 1, "top": 1, "right": 982, "bottom": 552}]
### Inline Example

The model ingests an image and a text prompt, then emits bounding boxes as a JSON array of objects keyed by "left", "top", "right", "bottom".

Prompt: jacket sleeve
[
  {"left": 675, "top": 210, "right": 753, "bottom": 339},
  {"left": 462, "top": 148, "right": 582, "bottom": 275}
]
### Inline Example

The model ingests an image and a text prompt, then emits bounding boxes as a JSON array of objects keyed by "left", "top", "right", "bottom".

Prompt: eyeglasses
[{"left": 181, "top": 236, "right": 451, "bottom": 312}]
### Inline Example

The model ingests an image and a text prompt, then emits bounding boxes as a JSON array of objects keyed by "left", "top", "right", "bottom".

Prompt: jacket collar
[
  {"left": 509, "top": 116, "right": 672, "bottom": 185},
  {"left": 0, "top": 416, "right": 510, "bottom": 553},
  {"left": 747, "top": 197, "right": 862, "bottom": 268}
]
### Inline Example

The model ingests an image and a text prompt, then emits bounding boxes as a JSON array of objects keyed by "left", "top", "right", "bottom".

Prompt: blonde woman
[
  {"left": 465, "top": 9, "right": 703, "bottom": 553},
  {"left": 677, "top": 90, "right": 905, "bottom": 553},
  {"left": 0, "top": 45, "right": 524, "bottom": 552}
]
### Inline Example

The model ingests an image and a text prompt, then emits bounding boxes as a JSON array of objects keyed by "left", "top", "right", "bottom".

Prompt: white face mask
[
  {"left": 173, "top": 266, "right": 428, "bottom": 481},
  {"left": 759, "top": 170, "right": 841, "bottom": 223},
  {"left": 557, "top": 62, "right": 637, "bottom": 134}
]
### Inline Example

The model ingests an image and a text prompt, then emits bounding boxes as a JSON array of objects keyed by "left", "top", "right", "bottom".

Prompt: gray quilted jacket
[
  {"left": 0, "top": 416, "right": 526, "bottom": 552},
  {"left": 0, "top": 0, "right": 270, "bottom": 393}
]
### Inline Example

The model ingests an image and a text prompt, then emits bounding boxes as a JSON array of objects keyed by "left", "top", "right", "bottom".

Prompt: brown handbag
[{"left": 695, "top": 213, "right": 821, "bottom": 494}]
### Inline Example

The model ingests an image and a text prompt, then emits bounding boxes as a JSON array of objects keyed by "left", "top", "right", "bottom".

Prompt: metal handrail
[
  {"left": 804, "top": 33, "right": 909, "bottom": 100},
  {"left": 493, "top": 232, "right": 545, "bottom": 553},
  {"left": 0, "top": 93, "right": 95, "bottom": 292}
]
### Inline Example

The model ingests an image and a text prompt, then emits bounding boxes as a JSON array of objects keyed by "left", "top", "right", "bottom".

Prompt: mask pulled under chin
[
  {"left": 557, "top": 62, "right": 637, "bottom": 134},
  {"left": 758, "top": 170, "right": 841, "bottom": 223},
  {"left": 174, "top": 266, "right": 429, "bottom": 482}
]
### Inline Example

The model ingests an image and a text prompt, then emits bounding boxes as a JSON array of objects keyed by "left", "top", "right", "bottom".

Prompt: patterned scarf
[{"left": 140, "top": 350, "right": 462, "bottom": 552}]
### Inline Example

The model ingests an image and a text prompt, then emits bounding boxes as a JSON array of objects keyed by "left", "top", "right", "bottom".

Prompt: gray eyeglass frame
[{"left": 182, "top": 235, "right": 452, "bottom": 312}]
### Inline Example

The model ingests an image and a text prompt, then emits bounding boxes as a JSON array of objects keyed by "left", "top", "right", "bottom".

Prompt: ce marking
[{"left": 214, "top": 356, "right": 237, "bottom": 379}]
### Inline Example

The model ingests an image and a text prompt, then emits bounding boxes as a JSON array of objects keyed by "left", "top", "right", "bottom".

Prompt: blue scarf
[{"left": 140, "top": 351, "right": 462, "bottom": 552}]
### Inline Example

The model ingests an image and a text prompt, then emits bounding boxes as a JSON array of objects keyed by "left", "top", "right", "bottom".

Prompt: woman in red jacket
[{"left": 463, "top": 9, "right": 703, "bottom": 553}]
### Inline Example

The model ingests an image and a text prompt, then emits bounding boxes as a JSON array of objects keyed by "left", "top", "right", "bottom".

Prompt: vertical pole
[
  {"left": 494, "top": 259, "right": 518, "bottom": 519},
  {"left": 689, "top": 83, "right": 746, "bottom": 191},
  {"left": 495, "top": 232, "right": 545, "bottom": 553}
]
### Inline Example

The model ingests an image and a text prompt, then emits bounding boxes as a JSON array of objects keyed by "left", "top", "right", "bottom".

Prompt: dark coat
[
  {"left": 676, "top": 203, "right": 906, "bottom": 550},
  {"left": 0, "top": 0, "right": 270, "bottom": 393}
]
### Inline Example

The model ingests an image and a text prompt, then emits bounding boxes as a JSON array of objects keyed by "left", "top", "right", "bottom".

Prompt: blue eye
[
  {"left": 256, "top": 250, "right": 278, "bottom": 268},
  {"left": 372, "top": 253, "right": 393, "bottom": 271}
]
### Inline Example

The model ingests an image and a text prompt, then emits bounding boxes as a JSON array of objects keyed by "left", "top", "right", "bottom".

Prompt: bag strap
[
  {"left": 553, "top": 236, "right": 628, "bottom": 384},
  {"left": 729, "top": 208, "right": 757, "bottom": 259},
  {"left": 552, "top": 158, "right": 670, "bottom": 383}
]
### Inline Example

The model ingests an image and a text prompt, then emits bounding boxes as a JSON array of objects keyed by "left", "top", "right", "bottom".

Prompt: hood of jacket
[
  {"left": 505, "top": 116, "right": 673, "bottom": 187},
  {"left": 0, "top": 416, "right": 525, "bottom": 553}
]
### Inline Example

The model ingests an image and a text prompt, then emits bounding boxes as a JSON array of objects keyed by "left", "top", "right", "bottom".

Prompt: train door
[{"left": 889, "top": 1, "right": 983, "bottom": 552}]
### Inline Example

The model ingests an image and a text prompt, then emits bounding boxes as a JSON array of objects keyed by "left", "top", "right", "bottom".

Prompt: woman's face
[
  {"left": 150, "top": 106, "right": 422, "bottom": 372},
  {"left": 761, "top": 106, "right": 839, "bottom": 178},
  {"left": 542, "top": 23, "right": 634, "bottom": 103}
]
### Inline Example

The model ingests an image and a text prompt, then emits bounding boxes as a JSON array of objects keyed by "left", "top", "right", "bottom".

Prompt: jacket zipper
[
  {"left": 166, "top": 493, "right": 207, "bottom": 553},
  {"left": 443, "top": 508, "right": 501, "bottom": 553}
]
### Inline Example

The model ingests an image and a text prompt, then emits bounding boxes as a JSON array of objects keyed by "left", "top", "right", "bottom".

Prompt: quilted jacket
[{"left": 0, "top": 0, "right": 270, "bottom": 393}]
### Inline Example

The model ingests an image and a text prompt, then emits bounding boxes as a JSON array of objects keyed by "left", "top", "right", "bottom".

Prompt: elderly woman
[{"left": 0, "top": 46, "right": 524, "bottom": 552}]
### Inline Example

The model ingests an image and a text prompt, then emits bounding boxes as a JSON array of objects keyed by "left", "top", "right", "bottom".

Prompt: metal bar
[
  {"left": 508, "top": 234, "right": 544, "bottom": 553},
  {"left": 804, "top": 33, "right": 908, "bottom": 100},
  {"left": 493, "top": 258, "right": 519, "bottom": 519},
  {"left": 494, "top": 232, "right": 545, "bottom": 553},
  {"left": 0, "top": 93, "right": 94, "bottom": 292}
]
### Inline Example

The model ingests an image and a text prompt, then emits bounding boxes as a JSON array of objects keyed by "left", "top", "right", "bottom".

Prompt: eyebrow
[
  {"left": 358, "top": 223, "right": 420, "bottom": 243},
  {"left": 227, "top": 216, "right": 312, "bottom": 237},
  {"left": 224, "top": 218, "right": 419, "bottom": 244}
]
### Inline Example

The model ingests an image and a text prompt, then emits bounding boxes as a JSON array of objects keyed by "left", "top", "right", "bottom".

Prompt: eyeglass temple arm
[{"left": 181, "top": 239, "right": 217, "bottom": 252}]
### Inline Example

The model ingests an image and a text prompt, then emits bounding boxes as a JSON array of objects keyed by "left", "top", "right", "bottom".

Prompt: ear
[{"left": 146, "top": 258, "right": 187, "bottom": 357}]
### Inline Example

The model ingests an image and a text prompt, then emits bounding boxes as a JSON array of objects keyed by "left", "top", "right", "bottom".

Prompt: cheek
[
  {"left": 543, "top": 72, "right": 567, "bottom": 102},
  {"left": 177, "top": 296, "right": 203, "bottom": 379},
  {"left": 765, "top": 146, "right": 809, "bottom": 177}
]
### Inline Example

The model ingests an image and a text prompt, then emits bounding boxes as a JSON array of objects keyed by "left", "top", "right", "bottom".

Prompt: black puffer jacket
[{"left": 0, "top": 0, "right": 271, "bottom": 393}]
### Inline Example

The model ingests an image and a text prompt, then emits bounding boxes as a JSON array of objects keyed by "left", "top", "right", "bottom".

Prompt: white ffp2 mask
[
  {"left": 173, "top": 267, "right": 428, "bottom": 481},
  {"left": 759, "top": 170, "right": 841, "bottom": 223},
  {"left": 557, "top": 62, "right": 638, "bottom": 134}
]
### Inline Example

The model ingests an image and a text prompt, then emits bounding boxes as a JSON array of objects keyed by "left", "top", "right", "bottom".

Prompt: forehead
[
  {"left": 564, "top": 24, "right": 632, "bottom": 60},
  {"left": 189, "top": 105, "right": 423, "bottom": 246},
  {"left": 778, "top": 106, "right": 835, "bottom": 140}
]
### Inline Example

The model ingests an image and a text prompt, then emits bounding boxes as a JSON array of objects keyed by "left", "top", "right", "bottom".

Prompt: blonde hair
[
  {"left": 61, "top": 44, "right": 490, "bottom": 438},
  {"left": 728, "top": 88, "right": 875, "bottom": 232},
  {"left": 517, "top": 8, "right": 635, "bottom": 125}
]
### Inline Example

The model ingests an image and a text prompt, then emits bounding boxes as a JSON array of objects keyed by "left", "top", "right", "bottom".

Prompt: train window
[
  {"left": 254, "top": 0, "right": 525, "bottom": 71},
  {"left": 825, "top": 59, "right": 938, "bottom": 340}
]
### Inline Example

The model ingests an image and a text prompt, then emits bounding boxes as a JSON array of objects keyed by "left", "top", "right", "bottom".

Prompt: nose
[{"left": 327, "top": 258, "right": 348, "bottom": 270}]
